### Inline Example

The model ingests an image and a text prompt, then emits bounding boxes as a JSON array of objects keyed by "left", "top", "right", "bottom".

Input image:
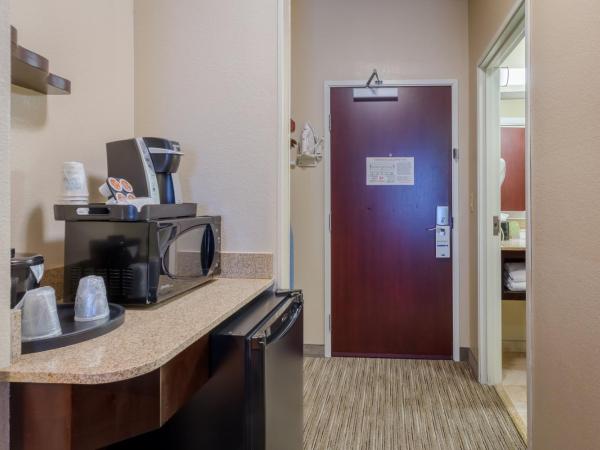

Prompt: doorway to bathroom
[{"left": 476, "top": 1, "right": 529, "bottom": 440}]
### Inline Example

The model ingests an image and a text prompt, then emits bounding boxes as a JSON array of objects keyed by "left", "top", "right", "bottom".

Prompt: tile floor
[{"left": 499, "top": 352, "right": 527, "bottom": 438}]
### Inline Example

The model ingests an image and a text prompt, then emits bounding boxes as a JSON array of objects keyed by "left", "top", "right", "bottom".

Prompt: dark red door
[{"left": 330, "top": 86, "right": 453, "bottom": 359}]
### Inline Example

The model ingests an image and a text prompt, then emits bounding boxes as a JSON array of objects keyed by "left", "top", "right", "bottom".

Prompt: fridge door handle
[{"left": 266, "top": 303, "right": 302, "bottom": 345}]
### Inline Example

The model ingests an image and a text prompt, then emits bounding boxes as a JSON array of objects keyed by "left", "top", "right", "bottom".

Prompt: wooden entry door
[{"left": 330, "top": 85, "right": 453, "bottom": 359}]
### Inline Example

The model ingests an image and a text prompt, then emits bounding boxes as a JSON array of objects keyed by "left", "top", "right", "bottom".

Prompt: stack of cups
[
  {"left": 74, "top": 276, "right": 110, "bottom": 322},
  {"left": 59, "top": 161, "right": 89, "bottom": 205},
  {"left": 19, "top": 286, "right": 62, "bottom": 342}
]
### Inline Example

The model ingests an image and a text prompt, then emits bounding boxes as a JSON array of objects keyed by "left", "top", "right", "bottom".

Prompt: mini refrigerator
[{"left": 110, "top": 289, "right": 303, "bottom": 450}]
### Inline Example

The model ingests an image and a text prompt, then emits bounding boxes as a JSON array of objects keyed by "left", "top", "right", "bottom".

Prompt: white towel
[
  {"left": 507, "top": 269, "right": 526, "bottom": 283},
  {"left": 504, "top": 262, "right": 526, "bottom": 283},
  {"left": 504, "top": 277, "right": 526, "bottom": 292},
  {"left": 504, "top": 262, "right": 525, "bottom": 272}
]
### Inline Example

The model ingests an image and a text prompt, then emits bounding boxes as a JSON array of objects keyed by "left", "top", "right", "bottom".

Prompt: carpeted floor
[{"left": 303, "top": 357, "right": 525, "bottom": 450}]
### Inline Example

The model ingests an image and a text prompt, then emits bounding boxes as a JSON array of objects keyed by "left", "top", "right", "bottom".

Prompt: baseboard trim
[
  {"left": 304, "top": 344, "right": 325, "bottom": 357},
  {"left": 460, "top": 347, "right": 479, "bottom": 380},
  {"left": 467, "top": 348, "right": 478, "bottom": 380},
  {"left": 502, "top": 340, "right": 526, "bottom": 353}
]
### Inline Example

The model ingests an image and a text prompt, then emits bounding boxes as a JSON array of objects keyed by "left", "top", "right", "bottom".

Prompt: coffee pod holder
[{"left": 54, "top": 202, "right": 197, "bottom": 222}]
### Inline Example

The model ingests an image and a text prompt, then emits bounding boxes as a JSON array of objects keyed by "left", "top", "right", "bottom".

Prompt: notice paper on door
[{"left": 366, "top": 157, "right": 414, "bottom": 186}]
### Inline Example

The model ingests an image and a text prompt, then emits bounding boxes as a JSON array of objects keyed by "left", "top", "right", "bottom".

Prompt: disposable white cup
[
  {"left": 62, "top": 161, "right": 89, "bottom": 196},
  {"left": 19, "top": 286, "right": 62, "bottom": 342},
  {"left": 75, "top": 276, "right": 109, "bottom": 322}
]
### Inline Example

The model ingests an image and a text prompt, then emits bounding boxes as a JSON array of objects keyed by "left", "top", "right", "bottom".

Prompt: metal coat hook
[{"left": 366, "top": 69, "right": 383, "bottom": 88}]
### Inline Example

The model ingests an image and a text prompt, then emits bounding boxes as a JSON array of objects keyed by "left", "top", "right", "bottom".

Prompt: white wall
[
  {"left": 10, "top": 0, "right": 135, "bottom": 268},
  {"left": 291, "top": 0, "right": 470, "bottom": 346},
  {"left": 133, "top": 0, "right": 279, "bottom": 255}
]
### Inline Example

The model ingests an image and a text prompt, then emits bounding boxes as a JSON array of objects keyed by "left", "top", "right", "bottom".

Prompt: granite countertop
[
  {"left": 501, "top": 238, "right": 527, "bottom": 251},
  {"left": 0, "top": 278, "right": 273, "bottom": 385}
]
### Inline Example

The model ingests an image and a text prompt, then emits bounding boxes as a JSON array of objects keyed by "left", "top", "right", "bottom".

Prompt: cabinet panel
[{"left": 501, "top": 127, "right": 526, "bottom": 211}]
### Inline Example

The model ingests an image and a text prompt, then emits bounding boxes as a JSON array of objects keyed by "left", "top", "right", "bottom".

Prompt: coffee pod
[
  {"left": 115, "top": 192, "right": 127, "bottom": 203},
  {"left": 120, "top": 179, "right": 133, "bottom": 193}
]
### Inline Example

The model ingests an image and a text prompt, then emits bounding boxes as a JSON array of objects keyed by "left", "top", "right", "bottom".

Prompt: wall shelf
[{"left": 10, "top": 26, "right": 71, "bottom": 95}]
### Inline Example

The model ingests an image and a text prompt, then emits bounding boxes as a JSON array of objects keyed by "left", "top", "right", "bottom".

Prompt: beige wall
[
  {"left": 0, "top": 0, "right": 10, "bottom": 370},
  {"left": 467, "top": 0, "right": 521, "bottom": 358},
  {"left": 1, "top": 0, "right": 12, "bottom": 446},
  {"left": 530, "top": 0, "right": 600, "bottom": 447},
  {"left": 502, "top": 300, "right": 526, "bottom": 343},
  {"left": 10, "top": 0, "right": 135, "bottom": 269},
  {"left": 500, "top": 98, "right": 525, "bottom": 118},
  {"left": 133, "top": 0, "right": 279, "bottom": 255},
  {"left": 291, "top": 0, "right": 470, "bottom": 346}
]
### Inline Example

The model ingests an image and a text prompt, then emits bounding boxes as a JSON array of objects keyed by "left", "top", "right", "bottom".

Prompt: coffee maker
[{"left": 106, "top": 137, "right": 183, "bottom": 204}]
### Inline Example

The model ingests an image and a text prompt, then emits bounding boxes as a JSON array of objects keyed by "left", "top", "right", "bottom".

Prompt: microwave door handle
[
  {"left": 158, "top": 224, "right": 179, "bottom": 256},
  {"left": 158, "top": 225, "right": 181, "bottom": 277}
]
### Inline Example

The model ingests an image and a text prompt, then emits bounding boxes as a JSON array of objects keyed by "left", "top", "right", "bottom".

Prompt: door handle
[
  {"left": 266, "top": 303, "right": 302, "bottom": 344},
  {"left": 426, "top": 226, "right": 437, "bottom": 231}
]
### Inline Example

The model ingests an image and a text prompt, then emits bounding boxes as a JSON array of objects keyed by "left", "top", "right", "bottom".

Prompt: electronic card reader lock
[{"left": 426, "top": 206, "right": 451, "bottom": 259}]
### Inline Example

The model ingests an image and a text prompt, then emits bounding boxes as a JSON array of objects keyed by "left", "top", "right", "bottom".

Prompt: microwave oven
[{"left": 62, "top": 216, "right": 221, "bottom": 305}]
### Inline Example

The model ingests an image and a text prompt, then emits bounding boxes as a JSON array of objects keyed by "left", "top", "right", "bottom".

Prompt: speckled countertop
[{"left": 0, "top": 278, "right": 273, "bottom": 385}]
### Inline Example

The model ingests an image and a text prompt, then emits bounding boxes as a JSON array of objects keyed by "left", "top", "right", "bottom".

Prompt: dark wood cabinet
[{"left": 10, "top": 337, "right": 209, "bottom": 450}]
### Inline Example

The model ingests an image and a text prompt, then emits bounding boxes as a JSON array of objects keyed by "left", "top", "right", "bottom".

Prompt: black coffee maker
[
  {"left": 106, "top": 137, "right": 183, "bottom": 204},
  {"left": 10, "top": 249, "right": 44, "bottom": 308}
]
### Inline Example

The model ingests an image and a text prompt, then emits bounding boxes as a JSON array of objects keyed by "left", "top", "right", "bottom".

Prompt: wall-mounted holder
[
  {"left": 296, "top": 152, "right": 322, "bottom": 167},
  {"left": 295, "top": 122, "right": 323, "bottom": 168},
  {"left": 10, "top": 26, "right": 71, "bottom": 95}
]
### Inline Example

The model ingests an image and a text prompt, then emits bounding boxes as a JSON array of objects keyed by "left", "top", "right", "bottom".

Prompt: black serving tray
[
  {"left": 21, "top": 303, "right": 125, "bottom": 354},
  {"left": 54, "top": 203, "right": 197, "bottom": 222}
]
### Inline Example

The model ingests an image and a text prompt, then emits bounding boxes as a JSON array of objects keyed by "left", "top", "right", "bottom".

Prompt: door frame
[
  {"left": 476, "top": 2, "right": 527, "bottom": 385},
  {"left": 275, "top": 0, "right": 291, "bottom": 289},
  {"left": 323, "top": 79, "right": 460, "bottom": 361}
]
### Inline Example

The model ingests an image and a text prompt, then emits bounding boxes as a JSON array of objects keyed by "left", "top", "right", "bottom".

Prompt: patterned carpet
[{"left": 303, "top": 357, "right": 525, "bottom": 450}]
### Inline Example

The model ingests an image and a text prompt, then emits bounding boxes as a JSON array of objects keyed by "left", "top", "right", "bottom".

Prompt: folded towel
[
  {"left": 504, "top": 262, "right": 526, "bottom": 283},
  {"left": 504, "top": 262, "right": 525, "bottom": 273},
  {"left": 504, "top": 278, "right": 526, "bottom": 292},
  {"left": 506, "top": 269, "right": 526, "bottom": 283}
]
